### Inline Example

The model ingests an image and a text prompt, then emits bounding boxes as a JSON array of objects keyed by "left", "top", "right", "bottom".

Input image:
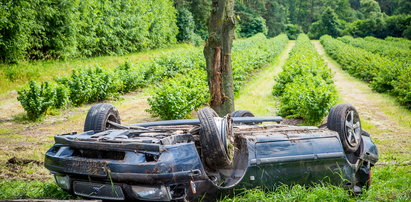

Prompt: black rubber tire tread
[
  {"left": 327, "top": 104, "right": 362, "bottom": 153},
  {"left": 198, "top": 107, "right": 231, "bottom": 169},
  {"left": 231, "top": 110, "right": 255, "bottom": 117},
  {"left": 231, "top": 110, "right": 260, "bottom": 125},
  {"left": 84, "top": 103, "right": 121, "bottom": 133}
]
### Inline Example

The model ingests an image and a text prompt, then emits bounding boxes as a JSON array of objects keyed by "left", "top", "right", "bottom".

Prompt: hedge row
[
  {"left": 18, "top": 34, "right": 289, "bottom": 120},
  {"left": 147, "top": 34, "right": 289, "bottom": 120},
  {"left": 273, "top": 34, "right": 337, "bottom": 125},
  {"left": 320, "top": 35, "right": 410, "bottom": 108},
  {"left": 17, "top": 48, "right": 203, "bottom": 120},
  {"left": 0, "top": 0, "right": 177, "bottom": 63},
  {"left": 339, "top": 36, "right": 410, "bottom": 64}
]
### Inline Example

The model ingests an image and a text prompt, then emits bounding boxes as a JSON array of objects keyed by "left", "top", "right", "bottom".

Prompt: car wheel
[
  {"left": 327, "top": 104, "right": 362, "bottom": 153},
  {"left": 231, "top": 110, "right": 260, "bottom": 125},
  {"left": 84, "top": 103, "right": 121, "bottom": 132},
  {"left": 198, "top": 107, "right": 232, "bottom": 169},
  {"left": 231, "top": 110, "right": 255, "bottom": 117}
]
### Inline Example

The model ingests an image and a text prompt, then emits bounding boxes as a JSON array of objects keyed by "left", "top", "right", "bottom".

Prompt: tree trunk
[{"left": 204, "top": 0, "right": 235, "bottom": 116}]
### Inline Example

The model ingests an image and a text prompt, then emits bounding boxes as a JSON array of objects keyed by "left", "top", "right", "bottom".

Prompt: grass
[
  {"left": 0, "top": 180, "right": 76, "bottom": 199},
  {"left": 0, "top": 43, "right": 193, "bottom": 95},
  {"left": 220, "top": 164, "right": 410, "bottom": 201},
  {"left": 235, "top": 41, "right": 295, "bottom": 116}
]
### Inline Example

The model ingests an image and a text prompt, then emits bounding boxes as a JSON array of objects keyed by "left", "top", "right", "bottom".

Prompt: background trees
[
  {"left": 174, "top": 0, "right": 410, "bottom": 40},
  {"left": 0, "top": 0, "right": 178, "bottom": 63},
  {"left": 1, "top": 0, "right": 410, "bottom": 64}
]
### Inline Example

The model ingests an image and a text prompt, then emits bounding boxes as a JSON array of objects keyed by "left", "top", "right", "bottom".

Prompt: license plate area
[{"left": 73, "top": 181, "right": 125, "bottom": 200}]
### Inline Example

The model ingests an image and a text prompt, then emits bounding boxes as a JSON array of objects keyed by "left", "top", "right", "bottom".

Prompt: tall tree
[{"left": 204, "top": 0, "right": 236, "bottom": 116}]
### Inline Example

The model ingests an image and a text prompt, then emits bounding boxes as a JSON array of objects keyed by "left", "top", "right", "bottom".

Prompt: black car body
[{"left": 44, "top": 104, "right": 378, "bottom": 201}]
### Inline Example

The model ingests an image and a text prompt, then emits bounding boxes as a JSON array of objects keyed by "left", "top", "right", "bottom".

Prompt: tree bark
[{"left": 204, "top": 0, "right": 235, "bottom": 116}]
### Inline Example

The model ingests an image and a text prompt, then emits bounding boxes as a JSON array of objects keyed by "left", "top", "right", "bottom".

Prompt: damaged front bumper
[{"left": 45, "top": 131, "right": 212, "bottom": 201}]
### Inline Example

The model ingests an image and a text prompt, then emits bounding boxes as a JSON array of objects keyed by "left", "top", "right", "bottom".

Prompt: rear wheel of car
[
  {"left": 84, "top": 103, "right": 121, "bottom": 133},
  {"left": 198, "top": 107, "right": 232, "bottom": 169},
  {"left": 231, "top": 110, "right": 255, "bottom": 118},
  {"left": 327, "top": 104, "right": 362, "bottom": 153}
]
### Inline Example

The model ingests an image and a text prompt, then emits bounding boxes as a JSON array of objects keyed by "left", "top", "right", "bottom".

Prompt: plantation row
[
  {"left": 148, "top": 34, "right": 289, "bottom": 120},
  {"left": 338, "top": 36, "right": 410, "bottom": 64},
  {"left": 383, "top": 37, "right": 411, "bottom": 49},
  {"left": 320, "top": 35, "right": 411, "bottom": 108},
  {"left": 17, "top": 34, "right": 289, "bottom": 120},
  {"left": 1, "top": 0, "right": 177, "bottom": 63},
  {"left": 272, "top": 34, "right": 337, "bottom": 125}
]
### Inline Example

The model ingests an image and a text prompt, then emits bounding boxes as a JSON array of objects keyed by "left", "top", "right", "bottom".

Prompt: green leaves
[
  {"left": 273, "top": 34, "right": 337, "bottom": 125},
  {"left": 1, "top": 0, "right": 178, "bottom": 63},
  {"left": 147, "top": 70, "right": 209, "bottom": 120},
  {"left": 147, "top": 33, "right": 289, "bottom": 120},
  {"left": 17, "top": 81, "right": 67, "bottom": 120},
  {"left": 321, "top": 35, "right": 411, "bottom": 108}
]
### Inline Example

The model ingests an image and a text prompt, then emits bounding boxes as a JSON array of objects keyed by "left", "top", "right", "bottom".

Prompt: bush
[
  {"left": 115, "top": 62, "right": 146, "bottom": 93},
  {"left": 273, "top": 34, "right": 337, "bottom": 125},
  {"left": 53, "top": 84, "right": 69, "bottom": 109},
  {"left": 17, "top": 81, "right": 56, "bottom": 120},
  {"left": 65, "top": 67, "right": 120, "bottom": 106},
  {"left": 279, "top": 76, "right": 337, "bottom": 125},
  {"left": 147, "top": 70, "right": 209, "bottom": 120}
]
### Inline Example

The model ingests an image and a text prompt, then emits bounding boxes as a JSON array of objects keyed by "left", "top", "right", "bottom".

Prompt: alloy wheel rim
[{"left": 345, "top": 110, "right": 361, "bottom": 147}]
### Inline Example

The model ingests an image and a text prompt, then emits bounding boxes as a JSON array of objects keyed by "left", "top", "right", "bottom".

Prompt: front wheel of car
[
  {"left": 84, "top": 103, "right": 121, "bottom": 133},
  {"left": 327, "top": 104, "right": 362, "bottom": 153},
  {"left": 198, "top": 107, "right": 232, "bottom": 169}
]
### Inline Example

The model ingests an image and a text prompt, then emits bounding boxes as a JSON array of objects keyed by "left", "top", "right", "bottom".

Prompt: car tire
[
  {"left": 231, "top": 110, "right": 255, "bottom": 117},
  {"left": 327, "top": 104, "right": 362, "bottom": 153},
  {"left": 84, "top": 103, "right": 121, "bottom": 133},
  {"left": 231, "top": 110, "right": 261, "bottom": 125},
  {"left": 198, "top": 107, "right": 231, "bottom": 169}
]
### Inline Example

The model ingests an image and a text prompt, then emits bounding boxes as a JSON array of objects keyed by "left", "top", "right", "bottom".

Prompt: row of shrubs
[
  {"left": 18, "top": 34, "right": 289, "bottom": 120},
  {"left": 273, "top": 34, "right": 337, "bottom": 125},
  {"left": 1, "top": 0, "right": 177, "bottom": 63},
  {"left": 338, "top": 36, "right": 410, "bottom": 64},
  {"left": 320, "top": 35, "right": 410, "bottom": 108},
  {"left": 147, "top": 34, "right": 289, "bottom": 120},
  {"left": 17, "top": 48, "right": 204, "bottom": 120}
]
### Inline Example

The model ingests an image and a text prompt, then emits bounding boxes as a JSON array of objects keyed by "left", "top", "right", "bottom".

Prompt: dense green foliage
[
  {"left": 308, "top": 7, "right": 344, "bottom": 39},
  {"left": 273, "top": 34, "right": 337, "bottom": 125},
  {"left": 147, "top": 70, "right": 209, "bottom": 120},
  {"left": 63, "top": 67, "right": 120, "bottom": 106},
  {"left": 17, "top": 81, "right": 60, "bottom": 120},
  {"left": 0, "top": 0, "right": 178, "bottom": 63},
  {"left": 320, "top": 35, "right": 411, "bottom": 107},
  {"left": 228, "top": 0, "right": 409, "bottom": 39},
  {"left": 16, "top": 47, "right": 204, "bottom": 120},
  {"left": 339, "top": 35, "right": 410, "bottom": 63},
  {"left": 343, "top": 14, "right": 411, "bottom": 39},
  {"left": 147, "top": 34, "right": 289, "bottom": 120}
]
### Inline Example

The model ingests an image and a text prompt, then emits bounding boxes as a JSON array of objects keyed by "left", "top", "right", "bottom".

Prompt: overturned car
[{"left": 45, "top": 104, "right": 378, "bottom": 201}]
